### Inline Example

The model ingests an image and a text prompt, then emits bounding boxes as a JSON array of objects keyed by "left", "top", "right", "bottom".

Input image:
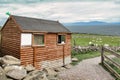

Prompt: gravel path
[{"left": 58, "top": 57, "right": 115, "bottom": 80}]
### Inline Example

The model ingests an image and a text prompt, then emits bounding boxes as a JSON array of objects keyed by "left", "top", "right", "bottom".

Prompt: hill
[{"left": 63, "top": 21, "right": 120, "bottom": 36}]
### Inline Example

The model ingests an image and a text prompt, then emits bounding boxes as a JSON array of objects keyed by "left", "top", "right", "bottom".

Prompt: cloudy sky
[{"left": 0, "top": 0, "right": 120, "bottom": 26}]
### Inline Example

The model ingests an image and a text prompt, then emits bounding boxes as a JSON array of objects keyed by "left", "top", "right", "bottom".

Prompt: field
[
  {"left": 72, "top": 33, "right": 120, "bottom": 46},
  {"left": 71, "top": 33, "right": 120, "bottom": 65}
]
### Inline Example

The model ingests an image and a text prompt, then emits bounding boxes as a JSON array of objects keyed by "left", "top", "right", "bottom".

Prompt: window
[
  {"left": 34, "top": 34, "right": 44, "bottom": 45},
  {"left": 21, "top": 33, "right": 32, "bottom": 46},
  {"left": 58, "top": 35, "right": 65, "bottom": 44}
]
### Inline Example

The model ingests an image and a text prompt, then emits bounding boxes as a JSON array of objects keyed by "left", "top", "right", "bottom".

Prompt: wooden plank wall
[
  {"left": 1, "top": 18, "right": 21, "bottom": 58},
  {"left": 20, "top": 33, "right": 71, "bottom": 69},
  {"left": 34, "top": 33, "right": 71, "bottom": 69},
  {"left": 20, "top": 47, "right": 34, "bottom": 66}
]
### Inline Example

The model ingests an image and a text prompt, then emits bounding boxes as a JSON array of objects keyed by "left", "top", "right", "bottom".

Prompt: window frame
[
  {"left": 32, "top": 33, "right": 45, "bottom": 46},
  {"left": 57, "top": 34, "right": 66, "bottom": 45}
]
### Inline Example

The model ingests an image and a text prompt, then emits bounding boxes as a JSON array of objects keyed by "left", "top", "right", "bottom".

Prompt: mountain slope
[{"left": 63, "top": 21, "right": 120, "bottom": 35}]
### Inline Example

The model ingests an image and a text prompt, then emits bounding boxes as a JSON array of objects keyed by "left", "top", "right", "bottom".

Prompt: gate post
[
  {"left": 101, "top": 46, "right": 104, "bottom": 65},
  {"left": 63, "top": 44, "right": 65, "bottom": 67}
]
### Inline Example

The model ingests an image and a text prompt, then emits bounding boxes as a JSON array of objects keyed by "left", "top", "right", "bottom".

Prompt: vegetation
[
  {"left": 71, "top": 50, "right": 100, "bottom": 65},
  {"left": 71, "top": 33, "right": 120, "bottom": 65},
  {"left": 71, "top": 33, "right": 120, "bottom": 79},
  {"left": 72, "top": 33, "right": 120, "bottom": 46}
]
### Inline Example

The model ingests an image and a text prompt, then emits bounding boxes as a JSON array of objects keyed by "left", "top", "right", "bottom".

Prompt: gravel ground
[{"left": 58, "top": 57, "right": 115, "bottom": 80}]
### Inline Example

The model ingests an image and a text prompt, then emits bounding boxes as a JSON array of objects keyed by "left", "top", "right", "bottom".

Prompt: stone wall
[{"left": 40, "top": 55, "right": 71, "bottom": 68}]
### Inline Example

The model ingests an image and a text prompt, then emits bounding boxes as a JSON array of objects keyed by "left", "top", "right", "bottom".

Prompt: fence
[{"left": 101, "top": 46, "right": 120, "bottom": 79}]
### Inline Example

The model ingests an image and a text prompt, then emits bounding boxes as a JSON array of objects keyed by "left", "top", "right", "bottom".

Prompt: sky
[{"left": 0, "top": 0, "right": 120, "bottom": 26}]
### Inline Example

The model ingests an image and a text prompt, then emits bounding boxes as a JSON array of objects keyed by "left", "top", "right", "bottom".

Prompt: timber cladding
[
  {"left": 20, "top": 33, "right": 71, "bottom": 69},
  {"left": 20, "top": 47, "right": 34, "bottom": 66},
  {"left": 1, "top": 17, "right": 21, "bottom": 58},
  {"left": 1, "top": 15, "right": 71, "bottom": 69}
]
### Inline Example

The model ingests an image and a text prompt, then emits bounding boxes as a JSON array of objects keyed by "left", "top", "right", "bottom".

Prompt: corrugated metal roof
[{"left": 12, "top": 15, "right": 70, "bottom": 33}]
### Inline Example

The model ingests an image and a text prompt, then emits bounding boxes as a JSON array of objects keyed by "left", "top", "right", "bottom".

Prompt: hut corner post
[
  {"left": 63, "top": 45, "right": 65, "bottom": 67},
  {"left": 101, "top": 46, "right": 104, "bottom": 65}
]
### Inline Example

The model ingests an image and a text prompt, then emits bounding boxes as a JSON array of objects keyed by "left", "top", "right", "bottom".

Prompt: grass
[
  {"left": 71, "top": 50, "right": 101, "bottom": 65},
  {"left": 72, "top": 33, "right": 120, "bottom": 46},
  {"left": 71, "top": 33, "right": 120, "bottom": 65},
  {"left": 112, "top": 58, "right": 120, "bottom": 64},
  {"left": 70, "top": 33, "right": 120, "bottom": 65},
  {"left": 109, "top": 57, "right": 120, "bottom": 75}
]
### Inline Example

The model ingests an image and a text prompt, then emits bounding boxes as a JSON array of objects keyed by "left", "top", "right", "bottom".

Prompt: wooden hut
[{"left": 1, "top": 15, "right": 71, "bottom": 69}]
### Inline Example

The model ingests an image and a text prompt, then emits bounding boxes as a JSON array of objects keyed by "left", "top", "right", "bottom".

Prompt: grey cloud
[
  {"left": 0, "top": 0, "right": 95, "bottom": 4},
  {"left": 0, "top": 1, "right": 120, "bottom": 25}
]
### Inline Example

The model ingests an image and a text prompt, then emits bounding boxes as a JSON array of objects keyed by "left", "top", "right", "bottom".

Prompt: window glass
[
  {"left": 58, "top": 35, "right": 65, "bottom": 44},
  {"left": 34, "top": 34, "right": 44, "bottom": 45}
]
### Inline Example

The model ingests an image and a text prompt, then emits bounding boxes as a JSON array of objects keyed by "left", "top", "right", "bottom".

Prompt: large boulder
[
  {"left": 23, "top": 70, "right": 48, "bottom": 80},
  {"left": 0, "top": 57, "right": 2, "bottom": 66},
  {"left": 4, "top": 65, "right": 18, "bottom": 73},
  {"left": 0, "top": 66, "right": 8, "bottom": 80},
  {"left": 7, "top": 78, "right": 14, "bottom": 80},
  {"left": 1, "top": 55, "right": 20, "bottom": 66},
  {"left": 5, "top": 65, "right": 27, "bottom": 80},
  {"left": 24, "top": 64, "right": 35, "bottom": 72},
  {"left": 43, "top": 68, "right": 57, "bottom": 76}
]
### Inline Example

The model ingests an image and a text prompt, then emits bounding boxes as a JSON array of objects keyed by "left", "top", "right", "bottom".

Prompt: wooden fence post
[{"left": 101, "top": 46, "right": 104, "bottom": 65}]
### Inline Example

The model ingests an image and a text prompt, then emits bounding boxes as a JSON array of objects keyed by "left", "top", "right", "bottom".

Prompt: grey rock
[
  {"left": 1, "top": 55, "right": 20, "bottom": 66},
  {"left": 0, "top": 57, "right": 2, "bottom": 66},
  {"left": 64, "top": 64, "right": 73, "bottom": 69},
  {"left": 23, "top": 70, "right": 48, "bottom": 80},
  {"left": 0, "top": 66, "right": 7, "bottom": 80},
  {"left": 4, "top": 65, "right": 18, "bottom": 73},
  {"left": 25, "top": 64, "right": 35, "bottom": 72},
  {"left": 43, "top": 68, "right": 57, "bottom": 76},
  {"left": 53, "top": 67, "right": 66, "bottom": 72},
  {"left": 7, "top": 78, "right": 14, "bottom": 80},
  {"left": 53, "top": 68, "right": 60, "bottom": 72},
  {"left": 6, "top": 65, "right": 27, "bottom": 80},
  {"left": 0, "top": 57, "right": 1, "bottom": 61},
  {"left": 47, "top": 75, "right": 60, "bottom": 80},
  {"left": 72, "top": 58, "right": 78, "bottom": 62}
]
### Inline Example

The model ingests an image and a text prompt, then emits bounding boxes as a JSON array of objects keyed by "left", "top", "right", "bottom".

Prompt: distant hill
[{"left": 63, "top": 21, "right": 120, "bottom": 36}]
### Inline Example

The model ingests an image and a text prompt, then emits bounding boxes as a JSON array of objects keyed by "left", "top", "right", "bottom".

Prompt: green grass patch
[
  {"left": 72, "top": 33, "right": 120, "bottom": 46},
  {"left": 112, "top": 58, "right": 120, "bottom": 64},
  {"left": 71, "top": 50, "right": 101, "bottom": 65}
]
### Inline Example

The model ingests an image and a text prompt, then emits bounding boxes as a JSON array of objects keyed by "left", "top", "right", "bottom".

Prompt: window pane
[
  {"left": 58, "top": 35, "right": 65, "bottom": 44},
  {"left": 21, "top": 33, "right": 32, "bottom": 46},
  {"left": 61, "top": 35, "right": 65, "bottom": 42},
  {"left": 58, "top": 35, "right": 61, "bottom": 43},
  {"left": 34, "top": 34, "right": 44, "bottom": 45}
]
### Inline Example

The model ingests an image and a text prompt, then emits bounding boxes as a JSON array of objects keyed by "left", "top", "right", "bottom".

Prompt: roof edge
[{"left": 22, "top": 30, "right": 72, "bottom": 33}]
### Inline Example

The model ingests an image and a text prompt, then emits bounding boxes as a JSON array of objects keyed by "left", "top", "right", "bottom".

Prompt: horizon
[{"left": 1, "top": 19, "right": 120, "bottom": 27}]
